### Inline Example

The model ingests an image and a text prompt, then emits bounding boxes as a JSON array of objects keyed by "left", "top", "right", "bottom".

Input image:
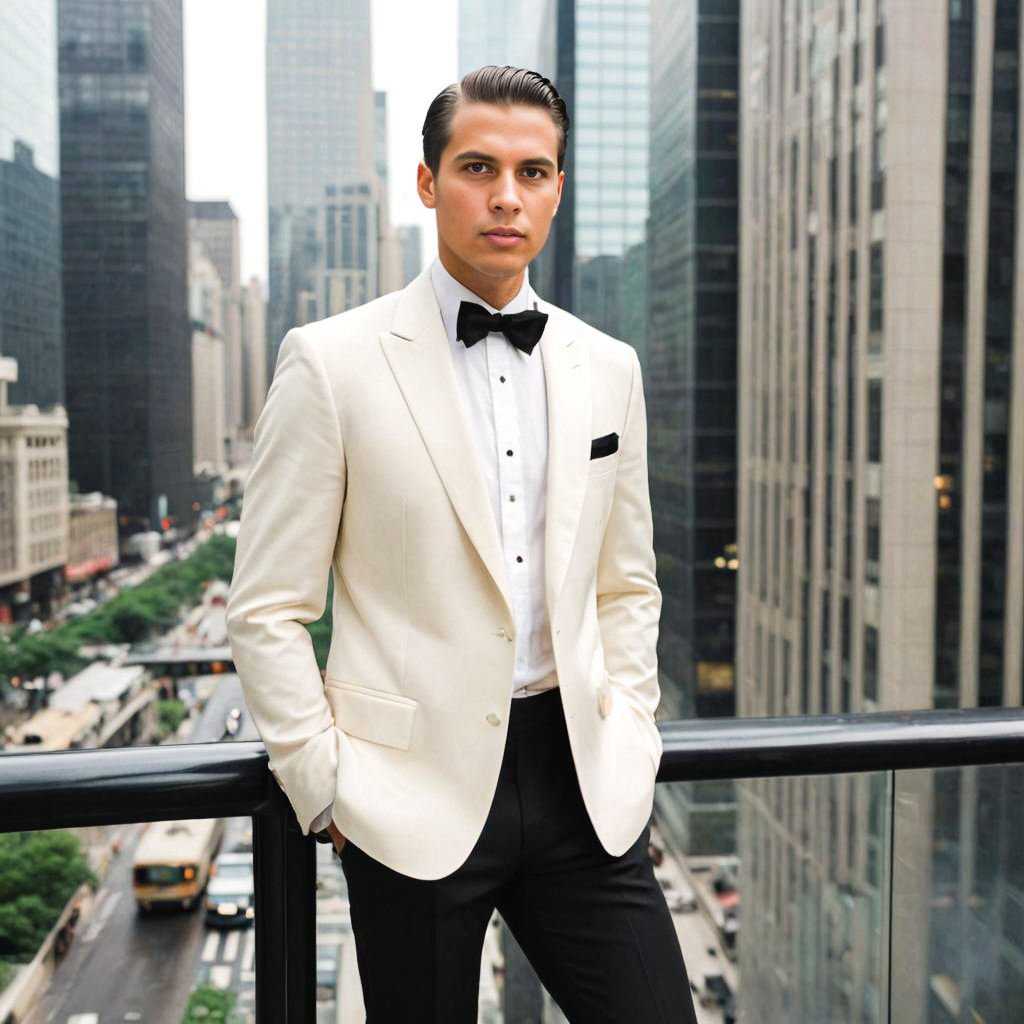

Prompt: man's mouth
[{"left": 483, "top": 228, "right": 526, "bottom": 246}]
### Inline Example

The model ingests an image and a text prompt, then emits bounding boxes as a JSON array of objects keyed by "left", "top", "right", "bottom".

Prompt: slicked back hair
[{"left": 421, "top": 65, "right": 570, "bottom": 175}]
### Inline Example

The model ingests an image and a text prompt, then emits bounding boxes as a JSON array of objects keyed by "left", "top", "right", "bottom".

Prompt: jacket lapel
[
  {"left": 379, "top": 272, "right": 513, "bottom": 616},
  {"left": 538, "top": 304, "right": 591, "bottom": 621}
]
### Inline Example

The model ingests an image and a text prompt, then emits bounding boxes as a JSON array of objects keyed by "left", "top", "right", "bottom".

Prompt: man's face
[{"left": 417, "top": 100, "right": 564, "bottom": 302}]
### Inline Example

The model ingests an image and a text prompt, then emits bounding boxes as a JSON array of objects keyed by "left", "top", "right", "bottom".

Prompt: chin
[{"left": 474, "top": 250, "right": 533, "bottom": 277}]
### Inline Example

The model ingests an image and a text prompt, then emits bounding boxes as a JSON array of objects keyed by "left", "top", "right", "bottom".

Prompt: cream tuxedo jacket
[{"left": 225, "top": 269, "right": 663, "bottom": 881}]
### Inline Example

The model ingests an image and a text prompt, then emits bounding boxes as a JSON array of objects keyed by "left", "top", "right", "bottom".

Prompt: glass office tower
[
  {"left": 266, "top": 0, "right": 374, "bottom": 378},
  {"left": 58, "top": 0, "right": 193, "bottom": 532},
  {"left": 647, "top": 0, "right": 739, "bottom": 855},
  {"left": 0, "top": 0, "right": 64, "bottom": 409},
  {"left": 559, "top": 0, "right": 650, "bottom": 360}
]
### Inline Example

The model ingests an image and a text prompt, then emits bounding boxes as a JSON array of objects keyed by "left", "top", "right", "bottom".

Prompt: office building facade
[
  {"left": 396, "top": 225, "right": 423, "bottom": 287},
  {"left": 241, "top": 277, "right": 267, "bottom": 431},
  {"left": 647, "top": 0, "right": 739, "bottom": 856},
  {"left": 548, "top": 0, "right": 650, "bottom": 357},
  {"left": 738, "top": 1, "right": 1024, "bottom": 1019},
  {"left": 58, "top": 0, "right": 192, "bottom": 533},
  {"left": 188, "top": 201, "right": 244, "bottom": 463},
  {"left": 0, "top": 1, "right": 64, "bottom": 409},
  {"left": 266, "top": 0, "right": 374, "bottom": 376}
]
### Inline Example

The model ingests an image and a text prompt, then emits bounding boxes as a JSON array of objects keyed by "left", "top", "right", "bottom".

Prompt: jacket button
[{"left": 486, "top": 713, "right": 501, "bottom": 727}]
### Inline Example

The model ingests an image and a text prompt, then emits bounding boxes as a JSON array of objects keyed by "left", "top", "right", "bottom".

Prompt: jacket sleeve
[
  {"left": 595, "top": 346, "right": 662, "bottom": 724},
  {"left": 225, "top": 326, "right": 344, "bottom": 834}
]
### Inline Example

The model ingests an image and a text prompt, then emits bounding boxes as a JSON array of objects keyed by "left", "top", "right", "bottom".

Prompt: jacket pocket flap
[
  {"left": 590, "top": 432, "right": 619, "bottom": 459},
  {"left": 324, "top": 679, "right": 417, "bottom": 750}
]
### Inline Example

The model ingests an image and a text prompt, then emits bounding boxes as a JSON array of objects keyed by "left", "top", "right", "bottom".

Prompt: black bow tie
[{"left": 456, "top": 300, "right": 548, "bottom": 356}]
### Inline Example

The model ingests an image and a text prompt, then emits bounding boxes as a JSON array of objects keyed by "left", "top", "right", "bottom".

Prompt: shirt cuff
[{"left": 310, "top": 804, "right": 333, "bottom": 834}]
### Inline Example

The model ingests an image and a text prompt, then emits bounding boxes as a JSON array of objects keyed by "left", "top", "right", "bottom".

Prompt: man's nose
[{"left": 489, "top": 171, "right": 522, "bottom": 214}]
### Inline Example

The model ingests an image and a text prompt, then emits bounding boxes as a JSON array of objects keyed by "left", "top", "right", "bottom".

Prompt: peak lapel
[
  {"left": 379, "top": 273, "right": 513, "bottom": 617},
  {"left": 540, "top": 308, "right": 591, "bottom": 620}
]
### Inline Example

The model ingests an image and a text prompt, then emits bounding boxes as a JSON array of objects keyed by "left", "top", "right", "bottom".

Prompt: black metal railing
[{"left": 3, "top": 706, "right": 1024, "bottom": 1021}]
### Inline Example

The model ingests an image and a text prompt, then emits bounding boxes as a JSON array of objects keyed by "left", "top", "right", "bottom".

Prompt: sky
[{"left": 183, "top": 0, "right": 458, "bottom": 286}]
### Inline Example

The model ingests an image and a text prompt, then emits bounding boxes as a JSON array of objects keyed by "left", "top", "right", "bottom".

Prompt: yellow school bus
[{"left": 132, "top": 817, "right": 224, "bottom": 911}]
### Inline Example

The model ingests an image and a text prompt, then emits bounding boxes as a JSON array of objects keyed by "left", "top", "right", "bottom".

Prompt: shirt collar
[{"left": 430, "top": 257, "right": 533, "bottom": 346}]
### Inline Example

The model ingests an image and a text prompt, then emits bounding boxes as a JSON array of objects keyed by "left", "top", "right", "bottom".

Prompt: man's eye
[
  {"left": 523, "top": 168, "right": 547, "bottom": 179},
  {"left": 466, "top": 162, "right": 488, "bottom": 173}
]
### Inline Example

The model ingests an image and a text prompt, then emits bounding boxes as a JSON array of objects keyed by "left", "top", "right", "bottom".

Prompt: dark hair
[{"left": 421, "top": 65, "right": 570, "bottom": 174}]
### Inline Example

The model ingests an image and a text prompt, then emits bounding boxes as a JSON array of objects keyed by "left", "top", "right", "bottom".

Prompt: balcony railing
[{"left": 2, "top": 706, "right": 1024, "bottom": 1022}]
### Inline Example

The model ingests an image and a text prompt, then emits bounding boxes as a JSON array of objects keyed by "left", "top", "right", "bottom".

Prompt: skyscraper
[
  {"left": 550, "top": 0, "right": 650, "bottom": 354},
  {"left": 189, "top": 201, "right": 243, "bottom": 464},
  {"left": 647, "top": 0, "right": 739, "bottom": 856},
  {"left": 0, "top": 0, "right": 64, "bottom": 409},
  {"left": 739, "top": 1, "right": 1024, "bottom": 1018},
  {"left": 457, "top": 0, "right": 557, "bottom": 78},
  {"left": 396, "top": 224, "right": 423, "bottom": 287},
  {"left": 58, "top": 0, "right": 192, "bottom": 533},
  {"left": 241, "top": 277, "right": 267, "bottom": 431},
  {"left": 189, "top": 239, "right": 227, "bottom": 475},
  {"left": 266, "top": 0, "right": 374, "bottom": 373}
]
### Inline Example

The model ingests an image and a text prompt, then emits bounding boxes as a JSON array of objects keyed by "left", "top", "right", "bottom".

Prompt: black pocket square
[{"left": 590, "top": 432, "right": 619, "bottom": 459}]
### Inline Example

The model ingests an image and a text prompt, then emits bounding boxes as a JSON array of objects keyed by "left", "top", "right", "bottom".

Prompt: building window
[
  {"left": 866, "top": 497, "right": 880, "bottom": 584},
  {"left": 867, "top": 379, "right": 882, "bottom": 462}
]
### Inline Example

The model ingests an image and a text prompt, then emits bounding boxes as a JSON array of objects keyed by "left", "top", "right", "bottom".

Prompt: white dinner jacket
[{"left": 225, "top": 268, "right": 663, "bottom": 881}]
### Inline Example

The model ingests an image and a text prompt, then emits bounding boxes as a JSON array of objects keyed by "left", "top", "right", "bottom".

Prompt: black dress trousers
[{"left": 339, "top": 687, "right": 698, "bottom": 1023}]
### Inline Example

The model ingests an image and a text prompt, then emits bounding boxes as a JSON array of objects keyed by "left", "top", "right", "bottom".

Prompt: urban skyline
[{"left": 1, "top": 1, "right": 1024, "bottom": 1020}]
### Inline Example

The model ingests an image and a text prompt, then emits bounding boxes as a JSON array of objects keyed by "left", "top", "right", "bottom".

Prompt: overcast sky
[{"left": 183, "top": 0, "right": 457, "bottom": 285}]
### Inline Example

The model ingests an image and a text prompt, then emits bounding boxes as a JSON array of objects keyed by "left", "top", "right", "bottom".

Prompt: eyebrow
[{"left": 452, "top": 150, "right": 556, "bottom": 169}]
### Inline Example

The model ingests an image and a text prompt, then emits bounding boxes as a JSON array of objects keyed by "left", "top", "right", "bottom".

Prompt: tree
[
  {"left": 157, "top": 698, "right": 187, "bottom": 739},
  {"left": 181, "top": 982, "right": 243, "bottom": 1023},
  {"left": 0, "top": 832, "right": 95, "bottom": 959}
]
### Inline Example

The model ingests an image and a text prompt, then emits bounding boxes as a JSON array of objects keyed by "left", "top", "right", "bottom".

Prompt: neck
[{"left": 437, "top": 246, "right": 525, "bottom": 310}]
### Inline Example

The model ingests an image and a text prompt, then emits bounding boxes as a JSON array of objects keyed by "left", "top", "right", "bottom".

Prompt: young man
[{"left": 226, "top": 66, "right": 697, "bottom": 1022}]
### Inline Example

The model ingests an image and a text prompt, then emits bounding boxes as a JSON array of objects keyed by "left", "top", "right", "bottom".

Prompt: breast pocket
[
  {"left": 588, "top": 431, "right": 620, "bottom": 478},
  {"left": 324, "top": 678, "right": 418, "bottom": 750}
]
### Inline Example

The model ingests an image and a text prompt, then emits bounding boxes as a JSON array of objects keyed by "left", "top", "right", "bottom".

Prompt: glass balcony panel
[
  {"left": 655, "top": 773, "right": 893, "bottom": 1023},
  {"left": 892, "top": 765, "right": 1024, "bottom": 1024}
]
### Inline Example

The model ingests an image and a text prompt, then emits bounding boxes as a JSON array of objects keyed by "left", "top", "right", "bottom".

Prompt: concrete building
[
  {"left": 396, "top": 225, "right": 423, "bottom": 287},
  {"left": 241, "top": 277, "right": 267, "bottom": 430},
  {"left": 266, "top": 0, "right": 375, "bottom": 375},
  {"left": 738, "top": 1, "right": 1024, "bottom": 1020},
  {"left": 66, "top": 492, "right": 119, "bottom": 585},
  {"left": 189, "top": 201, "right": 244, "bottom": 464},
  {"left": 0, "top": 0, "right": 64, "bottom": 410},
  {"left": 0, "top": 358, "right": 69, "bottom": 624},
  {"left": 189, "top": 240, "right": 227, "bottom": 476},
  {"left": 647, "top": 0, "right": 739, "bottom": 857},
  {"left": 58, "top": 0, "right": 192, "bottom": 534},
  {"left": 319, "top": 181, "right": 381, "bottom": 317},
  {"left": 457, "top": 0, "right": 557, "bottom": 78}
]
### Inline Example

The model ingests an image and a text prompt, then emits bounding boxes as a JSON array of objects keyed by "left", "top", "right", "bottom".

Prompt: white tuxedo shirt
[
  {"left": 225, "top": 268, "right": 663, "bottom": 880},
  {"left": 430, "top": 259, "right": 556, "bottom": 696}
]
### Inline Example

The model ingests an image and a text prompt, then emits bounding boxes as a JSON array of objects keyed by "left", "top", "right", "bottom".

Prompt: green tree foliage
[
  {"left": 0, "top": 535, "right": 237, "bottom": 688},
  {"left": 0, "top": 958, "right": 11, "bottom": 992},
  {"left": 0, "top": 831, "right": 95, "bottom": 959},
  {"left": 181, "top": 982, "right": 242, "bottom": 1023},
  {"left": 157, "top": 698, "right": 187, "bottom": 739}
]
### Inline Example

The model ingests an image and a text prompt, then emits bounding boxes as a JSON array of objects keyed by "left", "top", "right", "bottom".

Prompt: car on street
[
  {"left": 657, "top": 874, "right": 698, "bottom": 913},
  {"left": 204, "top": 850, "right": 255, "bottom": 927}
]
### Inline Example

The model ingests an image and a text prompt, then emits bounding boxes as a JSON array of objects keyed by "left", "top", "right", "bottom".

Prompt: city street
[{"left": 23, "top": 674, "right": 354, "bottom": 1024}]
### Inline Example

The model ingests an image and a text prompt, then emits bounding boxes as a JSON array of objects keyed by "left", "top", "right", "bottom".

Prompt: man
[{"left": 226, "top": 66, "right": 696, "bottom": 1022}]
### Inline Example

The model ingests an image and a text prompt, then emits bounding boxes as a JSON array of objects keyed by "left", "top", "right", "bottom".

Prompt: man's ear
[
  {"left": 553, "top": 168, "right": 565, "bottom": 215},
  {"left": 417, "top": 161, "right": 436, "bottom": 209}
]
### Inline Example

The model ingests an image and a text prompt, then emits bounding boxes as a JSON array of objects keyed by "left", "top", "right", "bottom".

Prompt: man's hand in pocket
[{"left": 326, "top": 820, "right": 346, "bottom": 855}]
